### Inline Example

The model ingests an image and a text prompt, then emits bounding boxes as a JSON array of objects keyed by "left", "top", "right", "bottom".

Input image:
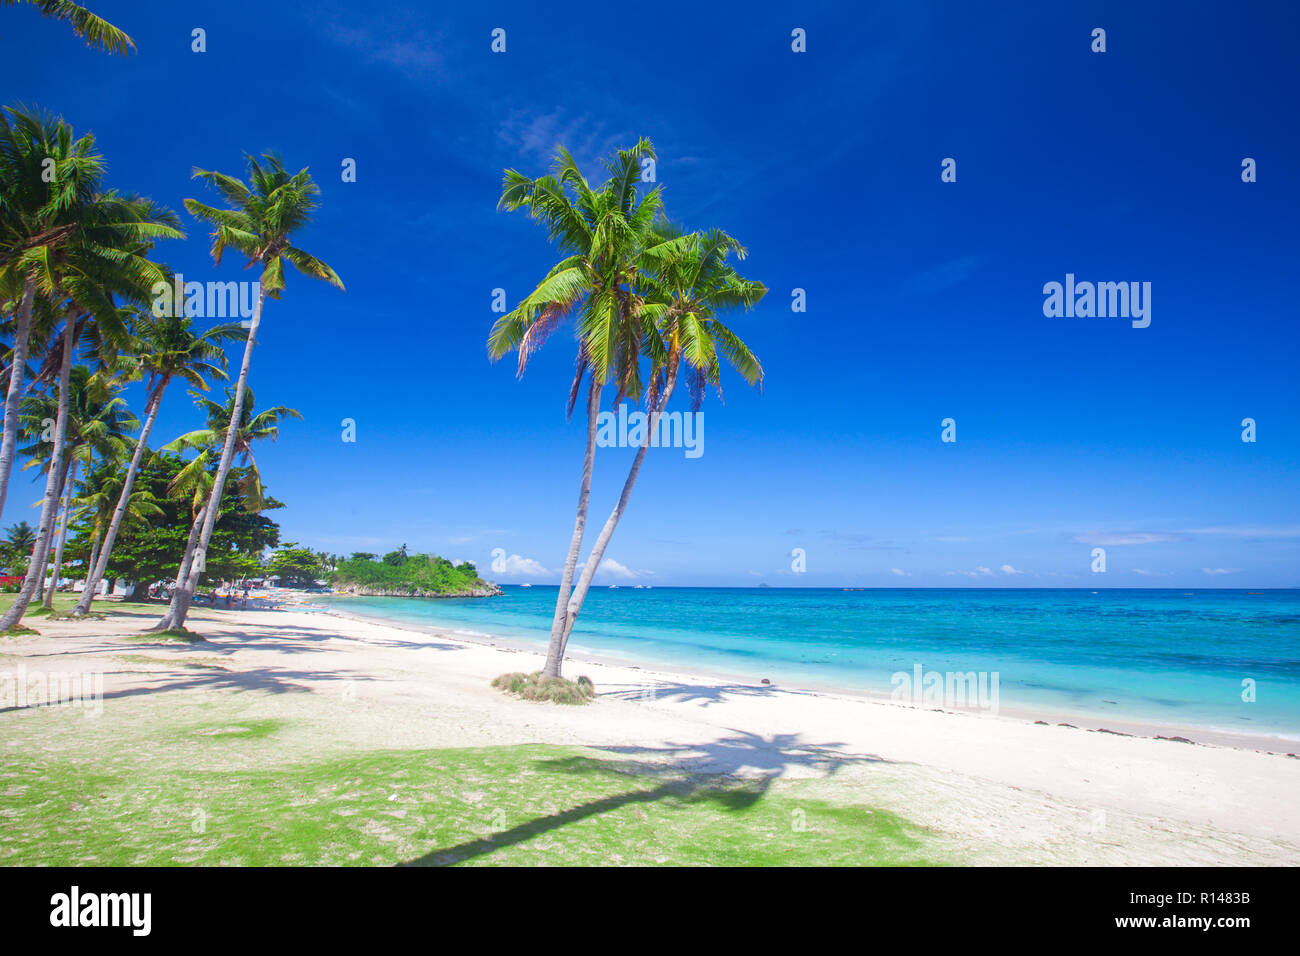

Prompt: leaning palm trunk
[
  {"left": 552, "top": 376, "right": 677, "bottom": 671},
  {"left": 0, "top": 320, "right": 76, "bottom": 632},
  {"left": 540, "top": 379, "right": 602, "bottom": 678},
  {"left": 154, "top": 288, "right": 264, "bottom": 631},
  {"left": 73, "top": 389, "right": 162, "bottom": 616},
  {"left": 0, "top": 276, "right": 38, "bottom": 524},
  {"left": 159, "top": 502, "right": 207, "bottom": 616},
  {"left": 43, "top": 456, "right": 79, "bottom": 609},
  {"left": 82, "top": 526, "right": 103, "bottom": 595},
  {"left": 34, "top": 535, "right": 48, "bottom": 604},
  {"left": 33, "top": 506, "right": 57, "bottom": 604}
]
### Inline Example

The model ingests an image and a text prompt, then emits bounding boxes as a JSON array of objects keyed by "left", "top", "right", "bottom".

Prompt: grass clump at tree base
[
  {"left": 492, "top": 671, "right": 595, "bottom": 705},
  {"left": 126, "top": 627, "right": 205, "bottom": 644}
]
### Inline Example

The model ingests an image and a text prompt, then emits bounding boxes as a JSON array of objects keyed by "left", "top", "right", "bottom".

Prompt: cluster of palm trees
[
  {"left": 489, "top": 140, "right": 766, "bottom": 679},
  {"left": 0, "top": 102, "right": 341, "bottom": 633}
]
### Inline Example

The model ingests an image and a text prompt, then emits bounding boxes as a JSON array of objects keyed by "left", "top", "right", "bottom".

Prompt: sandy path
[{"left": 3, "top": 602, "right": 1297, "bottom": 866}]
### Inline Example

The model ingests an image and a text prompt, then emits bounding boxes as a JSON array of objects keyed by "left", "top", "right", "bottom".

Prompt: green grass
[
  {"left": 0, "top": 599, "right": 950, "bottom": 866},
  {"left": 0, "top": 593, "right": 81, "bottom": 616},
  {"left": 0, "top": 593, "right": 153, "bottom": 617},
  {"left": 123, "top": 627, "right": 205, "bottom": 644},
  {"left": 0, "top": 739, "right": 943, "bottom": 866}
]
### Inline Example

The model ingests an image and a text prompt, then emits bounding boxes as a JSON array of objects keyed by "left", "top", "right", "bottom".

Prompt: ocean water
[{"left": 323, "top": 587, "right": 1300, "bottom": 740}]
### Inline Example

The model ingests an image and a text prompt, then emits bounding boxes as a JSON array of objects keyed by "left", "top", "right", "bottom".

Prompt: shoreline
[{"left": 309, "top": 599, "right": 1300, "bottom": 755}]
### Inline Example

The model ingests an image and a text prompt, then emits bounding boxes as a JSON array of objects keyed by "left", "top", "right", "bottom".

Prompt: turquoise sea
[{"left": 323, "top": 587, "right": 1300, "bottom": 741}]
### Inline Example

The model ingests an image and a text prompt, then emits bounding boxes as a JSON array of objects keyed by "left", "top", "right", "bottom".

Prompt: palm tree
[
  {"left": 2, "top": 1, "right": 134, "bottom": 54},
  {"left": 70, "top": 312, "right": 240, "bottom": 616},
  {"left": 489, "top": 139, "right": 661, "bottom": 675},
  {"left": 69, "top": 456, "right": 163, "bottom": 596},
  {"left": 160, "top": 387, "right": 299, "bottom": 613},
  {"left": 553, "top": 226, "right": 764, "bottom": 657},
  {"left": 2, "top": 519, "right": 35, "bottom": 571},
  {"left": 15, "top": 365, "right": 136, "bottom": 607},
  {"left": 0, "top": 105, "right": 108, "bottom": 525},
  {"left": 0, "top": 184, "right": 179, "bottom": 632},
  {"left": 490, "top": 146, "right": 765, "bottom": 677},
  {"left": 153, "top": 152, "right": 342, "bottom": 632}
]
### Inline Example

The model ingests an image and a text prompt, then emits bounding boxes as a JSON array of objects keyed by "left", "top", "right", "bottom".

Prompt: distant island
[{"left": 329, "top": 549, "right": 502, "bottom": 598}]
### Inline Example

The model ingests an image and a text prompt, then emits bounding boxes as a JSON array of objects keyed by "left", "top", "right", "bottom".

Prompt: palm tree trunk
[
  {"left": 159, "top": 285, "right": 264, "bottom": 631},
  {"left": 35, "top": 536, "right": 48, "bottom": 604},
  {"left": 83, "top": 525, "right": 103, "bottom": 595},
  {"left": 540, "top": 378, "right": 601, "bottom": 678},
  {"left": 0, "top": 319, "right": 76, "bottom": 632},
  {"left": 154, "top": 503, "right": 206, "bottom": 628},
  {"left": 43, "top": 455, "right": 79, "bottom": 609},
  {"left": 553, "top": 376, "right": 677, "bottom": 673},
  {"left": 73, "top": 387, "right": 163, "bottom": 616},
  {"left": 0, "top": 276, "right": 37, "bottom": 525},
  {"left": 33, "top": 430, "right": 73, "bottom": 610},
  {"left": 34, "top": 509, "right": 56, "bottom": 604}
]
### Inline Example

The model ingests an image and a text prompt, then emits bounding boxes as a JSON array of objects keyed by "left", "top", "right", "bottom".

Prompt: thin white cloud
[
  {"left": 496, "top": 107, "right": 630, "bottom": 168},
  {"left": 1202, "top": 567, "right": 1241, "bottom": 576},
  {"left": 1072, "top": 532, "right": 1183, "bottom": 546},
  {"left": 890, "top": 568, "right": 909, "bottom": 576},
  {"left": 1184, "top": 526, "right": 1300, "bottom": 538},
  {"left": 999, "top": 564, "right": 1024, "bottom": 575},
  {"left": 319, "top": 14, "right": 446, "bottom": 80},
  {"left": 947, "top": 566, "right": 996, "bottom": 578}
]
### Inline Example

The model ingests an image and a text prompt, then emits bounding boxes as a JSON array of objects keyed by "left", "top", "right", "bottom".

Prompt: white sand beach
[{"left": 4, "top": 601, "right": 1298, "bottom": 866}]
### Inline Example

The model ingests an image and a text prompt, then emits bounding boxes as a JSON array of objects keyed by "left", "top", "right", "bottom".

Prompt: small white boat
[
  {"left": 521, "top": 583, "right": 532, "bottom": 588},
  {"left": 608, "top": 585, "right": 619, "bottom": 589}
]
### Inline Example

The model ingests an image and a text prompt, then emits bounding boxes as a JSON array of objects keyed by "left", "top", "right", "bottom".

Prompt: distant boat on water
[{"left": 521, "top": 583, "right": 532, "bottom": 588}]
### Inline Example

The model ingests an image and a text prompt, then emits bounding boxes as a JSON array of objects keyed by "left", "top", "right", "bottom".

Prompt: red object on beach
[{"left": 0, "top": 575, "right": 22, "bottom": 587}]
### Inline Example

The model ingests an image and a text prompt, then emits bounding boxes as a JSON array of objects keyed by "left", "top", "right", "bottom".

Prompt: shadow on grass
[{"left": 404, "top": 731, "right": 893, "bottom": 866}]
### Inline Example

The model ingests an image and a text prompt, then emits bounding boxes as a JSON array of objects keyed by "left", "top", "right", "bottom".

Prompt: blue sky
[{"left": 6, "top": 0, "right": 1299, "bottom": 587}]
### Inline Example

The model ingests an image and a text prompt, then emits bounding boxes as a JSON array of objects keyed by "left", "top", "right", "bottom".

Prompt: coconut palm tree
[
  {"left": 15, "top": 364, "right": 136, "bottom": 607},
  {"left": 0, "top": 188, "right": 179, "bottom": 632},
  {"left": 2, "top": 1, "right": 134, "bottom": 54},
  {"left": 70, "top": 312, "right": 240, "bottom": 616},
  {"left": 489, "top": 139, "right": 661, "bottom": 675},
  {"left": 159, "top": 387, "right": 298, "bottom": 613},
  {"left": 491, "top": 154, "right": 765, "bottom": 676},
  {"left": 153, "top": 152, "right": 342, "bottom": 632},
  {"left": 0, "top": 104, "right": 109, "bottom": 524},
  {"left": 69, "top": 456, "right": 163, "bottom": 596},
  {"left": 2, "top": 519, "right": 35, "bottom": 571},
  {"left": 553, "top": 225, "right": 764, "bottom": 657}
]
